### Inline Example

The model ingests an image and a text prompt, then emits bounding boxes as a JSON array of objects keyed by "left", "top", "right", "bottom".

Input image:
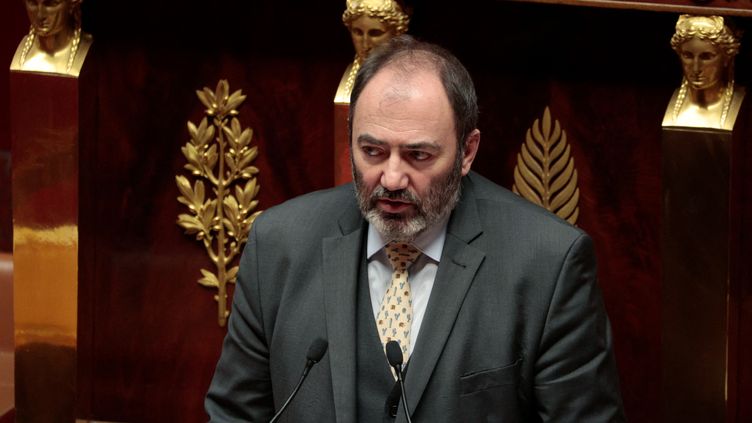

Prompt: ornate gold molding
[
  {"left": 176, "top": 80, "right": 262, "bottom": 327},
  {"left": 513, "top": 107, "right": 580, "bottom": 225}
]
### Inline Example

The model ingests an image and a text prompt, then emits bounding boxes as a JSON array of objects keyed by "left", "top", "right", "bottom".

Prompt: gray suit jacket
[{"left": 206, "top": 172, "right": 625, "bottom": 422}]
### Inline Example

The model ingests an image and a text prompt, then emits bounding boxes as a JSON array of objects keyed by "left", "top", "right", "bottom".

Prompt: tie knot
[{"left": 385, "top": 242, "right": 421, "bottom": 271}]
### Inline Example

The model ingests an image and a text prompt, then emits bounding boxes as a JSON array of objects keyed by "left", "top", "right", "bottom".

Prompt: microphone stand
[
  {"left": 269, "top": 338, "right": 328, "bottom": 423},
  {"left": 268, "top": 362, "right": 313, "bottom": 423},
  {"left": 385, "top": 340, "right": 412, "bottom": 423}
]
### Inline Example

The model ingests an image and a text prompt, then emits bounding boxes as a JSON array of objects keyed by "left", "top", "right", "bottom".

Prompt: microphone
[
  {"left": 269, "top": 338, "right": 328, "bottom": 423},
  {"left": 385, "top": 340, "right": 412, "bottom": 423}
]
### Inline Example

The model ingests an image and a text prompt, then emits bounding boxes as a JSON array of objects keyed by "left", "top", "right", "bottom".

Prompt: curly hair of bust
[
  {"left": 342, "top": 0, "right": 410, "bottom": 34},
  {"left": 670, "top": 15, "right": 740, "bottom": 58}
]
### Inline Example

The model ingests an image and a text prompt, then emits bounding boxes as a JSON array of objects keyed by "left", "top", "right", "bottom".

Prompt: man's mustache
[{"left": 370, "top": 186, "right": 419, "bottom": 204}]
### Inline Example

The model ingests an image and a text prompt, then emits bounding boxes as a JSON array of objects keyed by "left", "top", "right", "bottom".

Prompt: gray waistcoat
[{"left": 356, "top": 258, "right": 403, "bottom": 423}]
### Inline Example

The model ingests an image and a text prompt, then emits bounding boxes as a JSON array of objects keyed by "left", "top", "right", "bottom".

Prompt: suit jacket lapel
[
  {"left": 322, "top": 203, "right": 364, "bottom": 423},
  {"left": 403, "top": 178, "right": 486, "bottom": 417}
]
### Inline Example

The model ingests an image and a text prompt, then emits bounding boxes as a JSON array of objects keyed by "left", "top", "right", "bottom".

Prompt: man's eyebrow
[
  {"left": 404, "top": 141, "right": 441, "bottom": 152},
  {"left": 356, "top": 134, "right": 442, "bottom": 152},
  {"left": 357, "top": 134, "right": 386, "bottom": 146}
]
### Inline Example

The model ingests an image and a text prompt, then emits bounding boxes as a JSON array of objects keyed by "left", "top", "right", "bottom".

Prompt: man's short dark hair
[{"left": 348, "top": 35, "right": 479, "bottom": 152}]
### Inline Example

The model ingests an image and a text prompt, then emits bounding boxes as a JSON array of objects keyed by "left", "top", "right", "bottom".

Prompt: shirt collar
[{"left": 366, "top": 214, "right": 449, "bottom": 262}]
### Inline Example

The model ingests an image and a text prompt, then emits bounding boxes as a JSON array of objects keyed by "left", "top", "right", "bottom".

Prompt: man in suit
[{"left": 206, "top": 36, "right": 625, "bottom": 422}]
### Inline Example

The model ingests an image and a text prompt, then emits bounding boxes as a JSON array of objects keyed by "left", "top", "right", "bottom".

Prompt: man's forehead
[
  {"left": 352, "top": 61, "right": 456, "bottom": 143},
  {"left": 359, "top": 62, "right": 444, "bottom": 106},
  {"left": 379, "top": 53, "right": 440, "bottom": 83}
]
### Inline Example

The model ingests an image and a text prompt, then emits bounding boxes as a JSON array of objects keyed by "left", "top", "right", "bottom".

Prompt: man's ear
[{"left": 460, "top": 129, "right": 480, "bottom": 176}]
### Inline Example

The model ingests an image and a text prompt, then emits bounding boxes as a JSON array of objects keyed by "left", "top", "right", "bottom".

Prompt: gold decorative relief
[
  {"left": 513, "top": 107, "right": 579, "bottom": 225},
  {"left": 176, "top": 80, "right": 262, "bottom": 327}
]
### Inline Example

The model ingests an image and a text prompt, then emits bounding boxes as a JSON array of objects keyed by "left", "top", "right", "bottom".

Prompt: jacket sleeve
[
  {"left": 533, "top": 233, "right": 627, "bottom": 422},
  {"left": 205, "top": 223, "right": 275, "bottom": 422}
]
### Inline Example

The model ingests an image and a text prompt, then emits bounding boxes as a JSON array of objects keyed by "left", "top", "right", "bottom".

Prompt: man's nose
[{"left": 380, "top": 157, "right": 409, "bottom": 191}]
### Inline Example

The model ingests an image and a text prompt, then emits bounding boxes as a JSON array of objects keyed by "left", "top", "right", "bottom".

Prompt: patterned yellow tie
[{"left": 377, "top": 242, "right": 421, "bottom": 365}]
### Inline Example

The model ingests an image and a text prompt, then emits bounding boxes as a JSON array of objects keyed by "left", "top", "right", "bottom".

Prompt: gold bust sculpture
[
  {"left": 10, "top": 0, "right": 93, "bottom": 77},
  {"left": 334, "top": 0, "right": 410, "bottom": 104},
  {"left": 664, "top": 15, "right": 744, "bottom": 130}
]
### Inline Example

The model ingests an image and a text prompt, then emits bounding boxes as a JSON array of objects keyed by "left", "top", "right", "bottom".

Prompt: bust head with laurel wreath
[
  {"left": 342, "top": 0, "right": 410, "bottom": 63},
  {"left": 12, "top": 0, "right": 92, "bottom": 76},
  {"left": 670, "top": 15, "right": 740, "bottom": 108}
]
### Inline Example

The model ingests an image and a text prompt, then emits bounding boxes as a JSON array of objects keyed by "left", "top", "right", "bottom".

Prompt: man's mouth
[{"left": 376, "top": 198, "right": 414, "bottom": 214}]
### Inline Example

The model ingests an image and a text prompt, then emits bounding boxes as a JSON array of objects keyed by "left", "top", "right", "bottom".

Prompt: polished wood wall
[
  {"left": 0, "top": 3, "right": 26, "bottom": 252},
  {"left": 3, "top": 0, "right": 752, "bottom": 422}
]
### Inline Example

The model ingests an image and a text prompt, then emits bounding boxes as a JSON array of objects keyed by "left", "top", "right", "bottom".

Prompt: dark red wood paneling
[
  {"left": 0, "top": 0, "right": 28, "bottom": 251},
  {"left": 736, "top": 96, "right": 752, "bottom": 423},
  {"left": 79, "top": 2, "right": 348, "bottom": 421}
]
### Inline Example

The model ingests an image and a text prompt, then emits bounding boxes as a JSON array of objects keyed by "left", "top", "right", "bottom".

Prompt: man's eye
[
  {"left": 699, "top": 52, "right": 716, "bottom": 60},
  {"left": 362, "top": 146, "right": 382, "bottom": 157},
  {"left": 368, "top": 29, "right": 386, "bottom": 37},
  {"left": 410, "top": 151, "right": 431, "bottom": 161}
]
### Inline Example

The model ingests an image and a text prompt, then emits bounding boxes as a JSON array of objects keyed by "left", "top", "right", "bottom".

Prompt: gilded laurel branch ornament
[
  {"left": 513, "top": 107, "right": 580, "bottom": 225},
  {"left": 176, "top": 80, "right": 262, "bottom": 327}
]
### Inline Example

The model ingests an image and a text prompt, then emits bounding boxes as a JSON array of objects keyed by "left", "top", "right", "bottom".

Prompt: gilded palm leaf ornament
[
  {"left": 176, "top": 80, "right": 262, "bottom": 327},
  {"left": 513, "top": 107, "right": 580, "bottom": 225}
]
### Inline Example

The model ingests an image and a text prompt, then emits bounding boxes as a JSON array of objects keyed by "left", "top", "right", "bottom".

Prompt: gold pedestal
[
  {"left": 334, "top": 103, "right": 351, "bottom": 185},
  {"left": 10, "top": 69, "right": 93, "bottom": 422},
  {"left": 661, "top": 127, "right": 739, "bottom": 422}
]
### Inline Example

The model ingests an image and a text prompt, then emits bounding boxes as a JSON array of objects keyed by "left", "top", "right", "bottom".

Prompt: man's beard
[{"left": 353, "top": 153, "right": 463, "bottom": 243}]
